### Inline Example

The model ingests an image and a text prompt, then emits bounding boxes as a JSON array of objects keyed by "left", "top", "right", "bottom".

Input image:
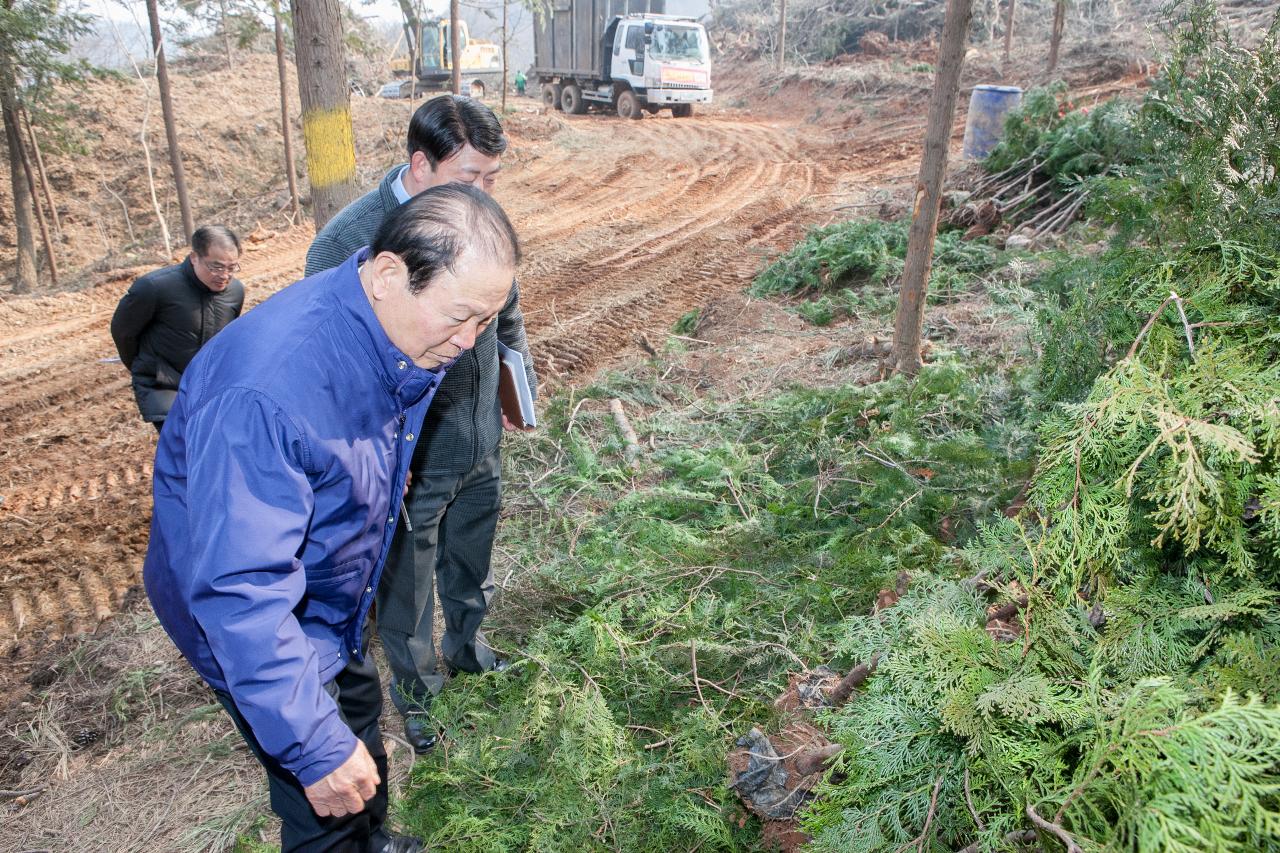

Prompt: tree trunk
[
  {"left": 500, "top": 0, "right": 508, "bottom": 113},
  {"left": 219, "top": 0, "right": 234, "bottom": 72},
  {"left": 16, "top": 123, "right": 57, "bottom": 285},
  {"left": 889, "top": 0, "right": 975, "bottom": 377},
  {"left": 146, "top": 0, "right": 195, "bottom": 244},
  {"left": 1002, "top": 0, "right": 1015, "bottom": 76},
  {"left": 290, "top": 0, "right": 359, "bottom": 229},
  {"left": 449, "top": 0, "right": 461, "bottom": 94},
  {"left": 1048, "top": 0, "right": 1065, "bottom": 72},
  {"left": 273, "top": 2, "right": 301, "bottom": 220},
  {"left": 0, "top": 66, "right": 37, "bottom": 293},
  {"left": 778, "top": 0, "right": 787, "bottom": 70},
  {"left": 22, "top": 107, "right": 61, "bottom": 238}
]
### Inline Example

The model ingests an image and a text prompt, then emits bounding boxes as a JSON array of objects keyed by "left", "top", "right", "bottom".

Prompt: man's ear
[
  {"left": 409, "top": 150, "right": 434, "bottom": 182},
  {"left": 367, "top": 252, "right": 405, "bottom": 301}
]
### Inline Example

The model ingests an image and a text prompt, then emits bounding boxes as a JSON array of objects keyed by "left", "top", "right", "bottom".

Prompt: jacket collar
[
  {"left": 379, "top": 166, "right": 406, "bottom": 215},
  {"left": 182, "top": 256, "right": 239, "bottom": 297},
  {"left": 335, "top": 248, "right": 446, "bottom": 407},
  {"left": 181, "top": 257, "right": 208, "bottom": 294}
]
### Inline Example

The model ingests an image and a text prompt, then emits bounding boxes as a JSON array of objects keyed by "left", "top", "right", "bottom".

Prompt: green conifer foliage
[{"left": 396, "top": 7, "right": 1280, "bottom": 850}]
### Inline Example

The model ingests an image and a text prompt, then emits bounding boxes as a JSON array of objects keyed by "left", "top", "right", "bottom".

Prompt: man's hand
[
  {"left": 303, "top": 740, "right": 380, "bottom": 818},
  {"left": 501, "top": 413, "right": 534, "bottom": 432}
]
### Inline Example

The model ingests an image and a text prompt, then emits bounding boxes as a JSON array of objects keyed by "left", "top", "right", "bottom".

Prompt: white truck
[{"left": 533, "top": 1, "right": 712, "bottom": 120}]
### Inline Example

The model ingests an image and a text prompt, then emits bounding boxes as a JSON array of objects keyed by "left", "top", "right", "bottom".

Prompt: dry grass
[{"left": 0, "top": 602, "right": 424, "bottom": 853}]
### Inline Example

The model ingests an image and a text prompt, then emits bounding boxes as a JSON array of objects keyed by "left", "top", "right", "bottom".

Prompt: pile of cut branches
[{"left": 950, "top": 84, "right": 1138, "bottom": 241}]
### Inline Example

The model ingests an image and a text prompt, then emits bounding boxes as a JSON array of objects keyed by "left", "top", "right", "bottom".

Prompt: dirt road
[{"left": 0, "top": 102, "right": 925, "bottom": 658}]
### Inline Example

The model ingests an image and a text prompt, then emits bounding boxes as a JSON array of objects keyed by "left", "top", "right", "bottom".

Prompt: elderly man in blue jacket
[{"left": 143, "top": 184, "right": 520, "bottom": 853}]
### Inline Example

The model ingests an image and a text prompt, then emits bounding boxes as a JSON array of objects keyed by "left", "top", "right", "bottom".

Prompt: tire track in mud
[
  {"left": 519, "top": 117, "right": 834, "bottom": 381},
  {"left": 0, "top": 108, "right": 920, "bottom": 653},
  {"left": 0, "top": 229, "right": 315, "bottom": 652}
]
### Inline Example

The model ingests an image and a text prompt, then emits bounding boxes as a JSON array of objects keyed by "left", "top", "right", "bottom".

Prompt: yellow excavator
[{"left": 383, "top": 10, "right": 503, "bottom": 99}]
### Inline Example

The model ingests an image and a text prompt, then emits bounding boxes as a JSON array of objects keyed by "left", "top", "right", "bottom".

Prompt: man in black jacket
[{"left": 111, "top": 225, "right": 245, "bottom": 432}]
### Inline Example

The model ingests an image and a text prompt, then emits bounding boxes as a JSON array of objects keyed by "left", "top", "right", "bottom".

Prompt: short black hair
[
  {"left": 407, "top": 95, "right": 508, "bottom": 168},
  {"left": 191, "top": 225, "right": 240, "bottom": 256},
  {"left": 370, "top": 183, "right": 521, "bottom": 295}
]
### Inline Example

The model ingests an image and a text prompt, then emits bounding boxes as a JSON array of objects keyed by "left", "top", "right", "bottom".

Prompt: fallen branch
[
  {"left": 0, "top": 787, "right": 46, "bottom": 801},
  {"left": 1026, "top": 804, "right": 1083, "bottom": 853},
  {"left": 829, "top": 651, "right": 882, "bottom": 706},
  {"left": 964, "top": 767, "right": 985, "bottom": 832},
  {"left": 986, "top": 594, "right": 1029, "bottom": 624},
  {"left": 1124, "top": 292, "right": 1178, "bottom": 361},
  {"left": 895, "top": 775, "right": 944, "bottom": 853},
  {"left": 956, "top": 829, "right": 1038, "bottom": 853},
  {"left": 609, "top": 398, "right": 641, "bottom": 463}
]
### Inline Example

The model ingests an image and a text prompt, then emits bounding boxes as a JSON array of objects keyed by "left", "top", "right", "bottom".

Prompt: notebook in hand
[{"left": 497, "top": 341, "right": 537, "bottom": 429}]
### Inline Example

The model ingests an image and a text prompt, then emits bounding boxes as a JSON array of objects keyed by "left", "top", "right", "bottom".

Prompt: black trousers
[
  {"left": 216, "top": 651, "right": 390, "bottom": 853},
  {"left": 376, "top": 448, "right": 502, "bottom": 716}
]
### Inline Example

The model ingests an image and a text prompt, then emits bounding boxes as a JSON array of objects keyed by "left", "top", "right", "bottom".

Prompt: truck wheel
[
  {"left": 616, "top": 89, "right": 643, "bottom": 120},
  {"left": 561, "top": 83, "right": 587, "bottom": 115},
  {"left": 470, "top": 80, "right": 486, "bottom": 99},
  {"left": 542, "top": 83, "right": 562, "bottom": 110},
  {"left": 672, "top": 104, "right": 694, "bottom": 118}
]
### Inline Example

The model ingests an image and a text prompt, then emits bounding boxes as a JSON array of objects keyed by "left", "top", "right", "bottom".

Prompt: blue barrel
[{"left": 962, "top": 85, "right": 1023, "bottom": 160}]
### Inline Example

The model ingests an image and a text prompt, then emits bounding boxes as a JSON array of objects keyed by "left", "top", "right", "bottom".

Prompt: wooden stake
[{"left": 20, "top": 107, "right": 60, "bottom": 238}]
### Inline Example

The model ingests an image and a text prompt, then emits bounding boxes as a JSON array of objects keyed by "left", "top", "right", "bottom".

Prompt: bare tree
[
  {"left": 15, "top": 123, "right": 57, "bottom": 284},
  {"left": 0, "top": 54, "right": 37, "bottom": 292},
  {"left": 0, "top": 0, "right": 88, "bottom": 291},
  {"left": 890, "top": 0, "right": 976, "bottom": 377},
  {"left": 291, "top": 0, "right": 359, "bottom": 228},
  {"left": 145, "top": 0, "right": 195, "bottom": 243},
  {"left": 109, "top": 4, "right": 173, "bottom": 256},
  {"left": 500, "top": 0, "right": 508, "bottom": 112},
  {"left": 273, "top": 1, "right": 300, "bottom": 219},
  {"left": 1002, "top": 0, "right": 1015, "bottom": 75},
  {"left": 218, "top": 0, "right": 234, "bottom": 70},
  {"left": 450, "top": 0, "right": 462, "bottom": 94},
  {"left": 1047, "top": 0, "right": 1066, "bottom": 71},
  {"left": 778, "top": 0, "right": 787, "bottom": 70}
]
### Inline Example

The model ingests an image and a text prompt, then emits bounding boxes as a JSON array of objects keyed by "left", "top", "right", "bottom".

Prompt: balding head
[
  {"left": 362, "top": 184, "right": 521, "bottom": 369},
  {"left": 370, "top": 183, "right": 520, "bottom": 295}
]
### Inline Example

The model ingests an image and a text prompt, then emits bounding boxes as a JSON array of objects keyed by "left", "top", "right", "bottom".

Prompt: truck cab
[{"left": 603, "top": 15, "right": 712, "bottom": 118}]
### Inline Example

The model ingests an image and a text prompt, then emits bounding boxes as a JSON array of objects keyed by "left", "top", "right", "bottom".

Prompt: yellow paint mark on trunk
[{"left": 302, "top": 107, "right": 356, "bottom": 189}]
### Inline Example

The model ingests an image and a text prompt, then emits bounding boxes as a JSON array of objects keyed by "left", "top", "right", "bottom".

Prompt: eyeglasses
[{"left": 200, "top": 257, "right": 241, "bottom": 275}]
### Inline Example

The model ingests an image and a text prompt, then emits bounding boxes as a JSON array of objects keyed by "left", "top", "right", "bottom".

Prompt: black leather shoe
[
  {"left": 444, "top": 657, "right": 509, "bottom": 677},
  {"left": 403, "top": 716, "right": 438, "bottom": 755},
  {"left": 375, "top": 832, "right": 425, "bottom": 853}
]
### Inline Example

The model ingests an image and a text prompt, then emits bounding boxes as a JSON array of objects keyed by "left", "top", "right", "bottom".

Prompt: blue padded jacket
[{"left": 144, "top": 249, "right": 444, "bottom": 786}]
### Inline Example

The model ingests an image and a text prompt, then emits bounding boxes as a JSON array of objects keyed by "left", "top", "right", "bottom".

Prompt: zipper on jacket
[{"left": 471, "top": 351, "right": 481, "bottom": 468}]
